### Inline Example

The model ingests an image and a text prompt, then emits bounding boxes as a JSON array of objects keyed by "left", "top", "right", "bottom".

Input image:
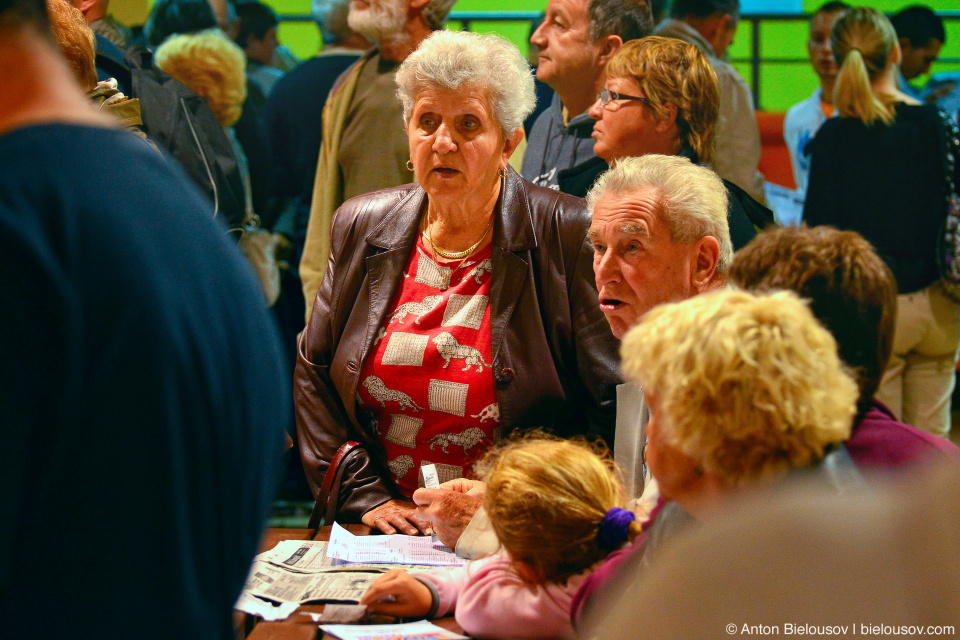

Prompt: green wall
[{"left": 273, "top": 0, "right": 960, "bottom": 112}]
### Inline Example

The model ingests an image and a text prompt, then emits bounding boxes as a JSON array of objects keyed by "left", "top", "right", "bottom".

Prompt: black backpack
[{"left": 96, "top": 45, "right": 246, "bottom": 229}]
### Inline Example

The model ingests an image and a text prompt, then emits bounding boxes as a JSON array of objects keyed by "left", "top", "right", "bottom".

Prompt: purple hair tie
[{"left": 599, "top": 506, "right": 636, "bottom": 550}]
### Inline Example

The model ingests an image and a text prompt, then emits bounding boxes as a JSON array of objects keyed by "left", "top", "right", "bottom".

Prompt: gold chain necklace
[{"left": 422, "top": 215, "right": 493, "bottom": 261}]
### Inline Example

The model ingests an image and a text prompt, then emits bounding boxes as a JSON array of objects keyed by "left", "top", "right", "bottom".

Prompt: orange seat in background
[{"left": 755, "top": 111, "right": 796, "bottom": 190}]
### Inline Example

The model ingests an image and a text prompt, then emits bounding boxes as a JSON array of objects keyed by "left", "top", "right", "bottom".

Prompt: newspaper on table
[
  {"left": 238, "top": 527, "right": 463, "bottom": 608},
  {"left": 242, "top": 560, "right": 380, "bottom": 604},
  {"left": 302, "top": 604, "right": 368, "bottom": 623},
  {"left": 320, "top": 620, "right": 468, "bottom": 640},
  {"left": 260, "top": 540, "right": 443, "bottom": 574},
  {"left": 327, "top": 523, "right": 464, "bottom": 567},
  {"left": 233, "top": 592, "right": 299, "bottom": 621}
]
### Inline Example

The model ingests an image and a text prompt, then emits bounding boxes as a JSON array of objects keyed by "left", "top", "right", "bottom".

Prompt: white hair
[
  {"left": 586, "top": 154, "right": 733, "bottom": 273},
  {"left": 395, "top": 30, "right": 536, "bottom": 138}
]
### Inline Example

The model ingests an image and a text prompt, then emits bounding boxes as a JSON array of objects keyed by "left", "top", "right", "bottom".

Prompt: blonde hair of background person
[
  {"left": 46, "top": 0, "right": 97, "bottom": 91},
  {"left": 832, "top": 6, "right": 913, "bottom": 126},
  {"left": 604, "top": 36, "right": 720, "bottom": 164},
  {"left": 586, "top": 154, "right": 733, "bottom": 275},
  {"left": 155, "top": 29, "right": 247, "bottom": 127},
  {"left": 621, "top": 289, "right": 858, "bottom": 487},
  {"left": 360, "top": 436, "right": 642, "bottom": 638}
]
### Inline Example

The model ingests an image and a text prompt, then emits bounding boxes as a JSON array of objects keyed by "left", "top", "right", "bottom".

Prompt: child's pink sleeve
[
  {"left": 416, "top": 553, "right": 590, "bottom": 640},
  {"left": 411, "top": 557, "right": 488, "bottom": 618}
]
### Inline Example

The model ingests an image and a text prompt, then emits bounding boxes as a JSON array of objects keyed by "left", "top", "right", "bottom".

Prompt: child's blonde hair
[
  {"left": 481, "top": 435, "right": 641, "bottom": 584},
  {"left": 832, "top": 7, "right": 899, "bottom": 126}
]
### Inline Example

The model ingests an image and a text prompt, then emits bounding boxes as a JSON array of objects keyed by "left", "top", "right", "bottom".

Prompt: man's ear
[
  {"left": 409, "top": 0, "right": 430, "bottom": 11},
  {"left": 595, "top": 34, "right": 624, "bottom": 68},
  {"left": 75, "top": 0, "right": 97, "bottom": 13},
  {"left": 702, "top": 14, "right": 732, "bottom": 52},
  {"left": 691, "top": 235, "right": 721, "bottom": 291}
]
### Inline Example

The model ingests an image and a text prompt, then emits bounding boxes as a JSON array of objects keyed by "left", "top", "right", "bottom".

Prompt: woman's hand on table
[
  {"left": 362, "top": 499, "right": 432, "bottom": 536},
  {"left": 360, "top": 569, "right": 433, "bottom": 618}
]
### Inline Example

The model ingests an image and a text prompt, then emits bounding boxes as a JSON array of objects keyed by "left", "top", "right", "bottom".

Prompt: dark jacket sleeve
[{"left": 293, "top": 204, "right": 398, "bottom": 522}]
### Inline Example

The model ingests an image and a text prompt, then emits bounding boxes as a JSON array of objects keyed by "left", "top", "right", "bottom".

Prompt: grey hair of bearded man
[
  {"left": 395, "top": 30, "right": 536, "bottom": 139},
  {"left": 586, "top": 154, "right": 733, "bottom": 274},
  {"left": 421, "top": 0, "right": 456, "bottom": 30}
]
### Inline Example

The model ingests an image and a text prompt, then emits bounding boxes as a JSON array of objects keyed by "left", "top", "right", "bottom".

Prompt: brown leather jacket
[{"left": 294, "top": 169, "right": 622, "bottom": 521}]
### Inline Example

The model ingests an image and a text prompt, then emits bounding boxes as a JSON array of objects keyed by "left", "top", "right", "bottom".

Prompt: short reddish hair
[{"left": 730, "top": 225, "right": 897, "bottom": 416}]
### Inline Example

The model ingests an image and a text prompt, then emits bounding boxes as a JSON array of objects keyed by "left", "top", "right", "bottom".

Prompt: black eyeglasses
[{"left": 598, "top": 88, "right": 648, "bottom": 111}]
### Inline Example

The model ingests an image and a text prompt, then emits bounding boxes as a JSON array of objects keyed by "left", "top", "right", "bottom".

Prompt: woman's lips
[{"left": 432, "top": 167, "right": 459, "bottom": 175}]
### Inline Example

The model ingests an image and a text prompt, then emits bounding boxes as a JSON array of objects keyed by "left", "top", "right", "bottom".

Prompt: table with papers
[{"left": 239, "top": 525, "right": 468, "bottom": 640}]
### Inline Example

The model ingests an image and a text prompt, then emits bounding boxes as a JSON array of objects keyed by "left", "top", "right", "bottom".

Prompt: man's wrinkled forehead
[{"left": 589, "top": 186, "right": 664, "bottom": 228}]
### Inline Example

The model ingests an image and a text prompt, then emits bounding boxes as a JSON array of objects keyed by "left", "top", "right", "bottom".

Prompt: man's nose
[
  {"left": 530, "top": 22, "right": 546, "bottom": 47},
  {"left": 594, "top": 250, "right": 621, "bottom": 286}
]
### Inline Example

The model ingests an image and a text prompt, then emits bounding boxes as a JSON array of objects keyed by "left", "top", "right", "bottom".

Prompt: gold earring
[
  {"left": 406, "top": 160, "right": 414, "bottom": 172},
  {"left": 499, "top": 167, "right": 508, "bottom": 178}
]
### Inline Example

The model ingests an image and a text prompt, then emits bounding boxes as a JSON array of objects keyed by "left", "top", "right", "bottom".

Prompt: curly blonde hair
[
  {"left": 621, "top": 289, "right": 857, "bottom": 487},
  {"left": 154, "top": 29, "right": 247, "bottom": 127},
  {"left": 46, "top": 0, "right": 97, "bottom": 91},
  {"left": 481, "top": 435, "right": 640, "bottom": 585},
  {"left": 605, "top": 36, "right": 720, "bottom": 164}
]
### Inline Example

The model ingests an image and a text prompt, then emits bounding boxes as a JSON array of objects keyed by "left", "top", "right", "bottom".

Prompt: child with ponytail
[
  {"left": 359, "top": 436, "right": 640, "bottom": 639},
  {"left": 803, "top": 6, "right": 960, "bottom": 438}
]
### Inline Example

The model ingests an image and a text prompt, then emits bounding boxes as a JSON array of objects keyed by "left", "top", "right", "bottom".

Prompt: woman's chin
[{"left": 422, "top": 174, "right": 470, "bottom": 199}]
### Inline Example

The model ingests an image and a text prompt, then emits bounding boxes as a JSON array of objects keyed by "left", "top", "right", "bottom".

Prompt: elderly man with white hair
[
  {"left": 416, "top": 154, "right": 731, "bottom": 554},
  {"left": 299, "top": 0, "right": 457, "bottom": 319}
]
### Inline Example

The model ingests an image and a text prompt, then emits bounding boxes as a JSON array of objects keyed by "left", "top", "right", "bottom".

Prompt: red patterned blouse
[{"left": 357, "top": 237, "right": 500, "bottom": 496}]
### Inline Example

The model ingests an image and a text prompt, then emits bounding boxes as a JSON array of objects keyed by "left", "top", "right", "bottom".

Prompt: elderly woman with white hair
[{"left": 294, "top": 30, "right": 621, "bottom": 535}]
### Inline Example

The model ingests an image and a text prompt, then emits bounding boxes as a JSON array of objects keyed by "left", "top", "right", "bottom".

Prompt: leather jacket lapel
[
  {"left": 490, "top": 169, "right": 537, "bottom": 369},
  {"left": 344, "top": 188, "right": 426, "bottom": 416}
]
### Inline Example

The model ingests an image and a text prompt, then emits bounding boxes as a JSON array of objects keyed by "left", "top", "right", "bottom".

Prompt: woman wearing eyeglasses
[{"left": 586, "top": 36, "right": 771, "bottom": 249}]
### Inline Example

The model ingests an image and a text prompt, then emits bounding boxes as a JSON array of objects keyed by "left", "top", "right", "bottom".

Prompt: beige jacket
[{"left": 300, "top": 49, "right": 377, "bottom": 321}]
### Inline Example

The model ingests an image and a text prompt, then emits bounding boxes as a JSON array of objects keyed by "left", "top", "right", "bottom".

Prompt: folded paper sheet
[
  {"left": 320, "top": 620, "right": 468, "bottom": 640},
  {"left": 327, "top": 523, "right": 464, "bottom": 566}
]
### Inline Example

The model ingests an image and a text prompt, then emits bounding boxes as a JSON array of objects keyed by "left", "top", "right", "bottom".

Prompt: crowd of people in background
[{"left": 3, "top": 0, "right": 960, "bottom": 638}]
